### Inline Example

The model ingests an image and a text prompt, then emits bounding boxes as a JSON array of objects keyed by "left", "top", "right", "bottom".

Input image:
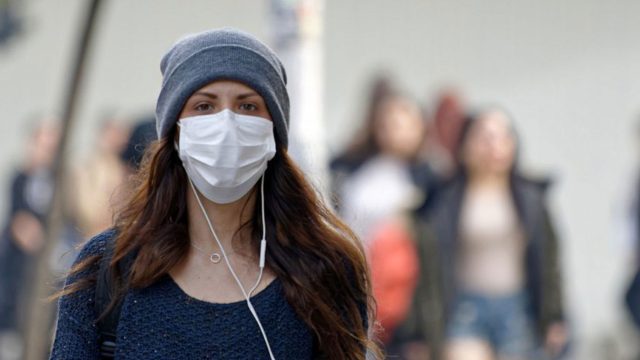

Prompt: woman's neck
[{"left": 186, "top": 187, "right": 257, "bottom": 255}]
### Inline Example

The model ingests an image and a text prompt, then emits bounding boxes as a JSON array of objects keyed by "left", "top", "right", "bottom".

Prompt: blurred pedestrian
[
  {"left": 625, "top": 267, "right": 640, "bottom": 330},
  {"left": 331, "top": 75, "right": 439, "bottom": 243},
  {"left": 68, "top": 116, "right": 129, "bottom": 238},
  {"left": 331, "top": 75, "right": 445, "bottom": 352},
  {"left": 424, "top": 89, "right": 466, "bottom": 177},
  {"left": 119, "top": 115, "right": 155, "bottom": 172},
  {"left": 399, "top": 108, "right": 568, "bottom": 360},
  {"left": 0, "top": 120, "right": 60, "bottom": 359},
  {"left": 50, "top": 28, "right": 378, "bottom": 359},
  {"left": 624, "top": 118, "right": 640, "bottom": 334}
]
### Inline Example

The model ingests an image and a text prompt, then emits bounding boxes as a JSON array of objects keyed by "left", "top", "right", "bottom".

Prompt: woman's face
[
  {"left": 462, "top": 110, "right": 516, "bottom": 177},
  {"left": 179, "top": 80, "right": 271, "bottom": 121},
  {"left": 374, "top": 97, "right": 425, "bottom": 160},
  {"left": 29, "top": 122, "right": 60, "bottom": 169}
]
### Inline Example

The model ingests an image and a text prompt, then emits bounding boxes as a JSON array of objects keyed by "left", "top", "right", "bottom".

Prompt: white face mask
[{"left": 177, "top": 109, "right": 276, "bottom": 204}]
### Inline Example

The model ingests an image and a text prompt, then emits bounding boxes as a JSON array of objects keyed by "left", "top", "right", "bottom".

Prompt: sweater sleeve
[{"left": 49, "top": 230, "right": 114, "bottom": 359}]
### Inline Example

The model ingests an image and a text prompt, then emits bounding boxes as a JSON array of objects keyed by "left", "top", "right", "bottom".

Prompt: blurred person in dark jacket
[
  {"left": 330, "top": 75, "right": 444, "bottom": 353},
  {"left": 398, "top": 108, "right": 567, "bottom": 360},
  {"left": 624, "top": 118, "right": 640, "bottom": 335},
  {"left": 120, "top": 115, "right": 155, "bottom": 172},
  {"left": 0, "top": 120, "right": 60, "bottom": 358}
]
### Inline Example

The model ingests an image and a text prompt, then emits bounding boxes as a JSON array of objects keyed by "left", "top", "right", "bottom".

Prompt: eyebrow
[
  {"left": 192, "top": 91, "right": 217, "bottom": 99},
  {"left": 237, "top": 92, "right": 260, "bottom": 100}
]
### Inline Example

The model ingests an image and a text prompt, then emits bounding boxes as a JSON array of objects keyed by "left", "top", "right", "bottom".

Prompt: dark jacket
[
  {"left": 0, "top": 170, "right": 52, "bottom": 331},
  {"left": 396, "top": 174, "right": 564, "bottom": 358}
]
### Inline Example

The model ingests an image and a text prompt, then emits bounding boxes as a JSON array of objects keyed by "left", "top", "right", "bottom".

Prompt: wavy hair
[{"left": 60, "top": 124, "right": 380, "bottom": 359}]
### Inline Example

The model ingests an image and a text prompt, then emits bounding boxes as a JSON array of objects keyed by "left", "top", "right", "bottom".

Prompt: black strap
[{"left": 95, "top": 236, "right": 135, "bottom": 359}]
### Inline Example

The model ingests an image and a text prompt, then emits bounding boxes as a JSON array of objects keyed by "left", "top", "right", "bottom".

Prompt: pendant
[{"left": 209, "top": 253, "right": 222, "bottom": 264}]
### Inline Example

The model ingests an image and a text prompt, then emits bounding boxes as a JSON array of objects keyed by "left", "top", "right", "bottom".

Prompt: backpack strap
[{"left": 94, "top": 235, "right": 135, "bottom": 359}]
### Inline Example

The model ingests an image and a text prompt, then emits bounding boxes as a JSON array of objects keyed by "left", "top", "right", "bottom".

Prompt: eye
[
  {"left": 194, "top": 103, "right": 214, "bottom": 112},
  {"left": 239, "top": 103, "right": 258, "bottom": 112}
]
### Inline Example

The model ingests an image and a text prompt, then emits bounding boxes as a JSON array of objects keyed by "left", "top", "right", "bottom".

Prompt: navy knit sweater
[{"left": 49, "top": 231, "right": 316, "bottom": 359}]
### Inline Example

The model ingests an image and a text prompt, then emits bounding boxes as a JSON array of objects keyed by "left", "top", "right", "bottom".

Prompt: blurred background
[{"left": 1, "top": 0, "right": 640, "bottom": 359}]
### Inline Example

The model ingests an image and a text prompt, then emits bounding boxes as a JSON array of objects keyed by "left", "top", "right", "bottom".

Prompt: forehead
[
  {"left": 476, "top": 110, "right": 512, "bottom": 133},
  {"left": 192, "top": 79, "right": 258, "bottom": 96},
  {"left": 382, "top": 97, "right": 420, "bottom": 115}
]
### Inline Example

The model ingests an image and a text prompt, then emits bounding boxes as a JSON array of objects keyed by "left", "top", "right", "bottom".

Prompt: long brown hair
[{"left": 61, "top": 125, "right": 380, "bottom": 358}]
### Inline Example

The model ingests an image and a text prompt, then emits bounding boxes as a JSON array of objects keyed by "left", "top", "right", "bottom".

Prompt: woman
[
  {"left": 51, "top": 28, "right": 376, "bottom": 359},
  {"left": 330, "top": 76, "right": 439, "bottom": 353},
  {"left": 331, "top": 76, "right": 438, "bottom": 242},
  {"left": 400, "top": 108, "right": 567, "bottom": 360},
  {"left": 0, "top": 121, "right": 59, "bottom": 359}
]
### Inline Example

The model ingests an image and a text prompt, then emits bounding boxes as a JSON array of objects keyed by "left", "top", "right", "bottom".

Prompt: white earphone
[{"left": 188, "top": 175, "right": 275, "bottom": 360}]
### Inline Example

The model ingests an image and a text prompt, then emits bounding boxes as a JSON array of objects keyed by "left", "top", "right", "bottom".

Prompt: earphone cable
[{"left": 188, "top": 175, "right": 275, "bottom": 360}]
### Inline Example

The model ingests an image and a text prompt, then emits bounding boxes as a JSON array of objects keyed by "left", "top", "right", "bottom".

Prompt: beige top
[
  {"left": 71, "top": 151, "right": 126, "bottom": 237},
  {"left": 457, "top": 186, "right": 526, "bottom": 296}
]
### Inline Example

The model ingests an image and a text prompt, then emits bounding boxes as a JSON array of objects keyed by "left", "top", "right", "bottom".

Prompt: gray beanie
[{"left": 155, "top": 28, "right": 289, "bottom": 148}]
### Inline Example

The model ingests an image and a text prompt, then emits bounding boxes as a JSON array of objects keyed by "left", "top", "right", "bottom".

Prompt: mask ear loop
[{"left": 187, "top": 174, "right": 275, "bottom": 360}]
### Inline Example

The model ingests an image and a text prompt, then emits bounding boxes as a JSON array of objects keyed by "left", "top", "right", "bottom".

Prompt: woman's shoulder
[
  {"left": 511, "top": 173, "right": 555, "bottom": 211},
  {"left": 75, "top": 228, "right": 117, "bottom": 263},
  {"left": 513, "top": 172, "right": 553, "bottom": 191},
  {"left": 60, "top": 229, "right": 118, "bottom": 287}
]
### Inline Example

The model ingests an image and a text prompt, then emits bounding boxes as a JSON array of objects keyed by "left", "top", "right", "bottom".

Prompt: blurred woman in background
[
  {"left": 0, "top": 121, "right": 60, "bottom": 359},
  {"left": 401, "top": 108, "right": 568, "bottom": 360},
  {"left": 330, "top": 75, "right": 439, "bottom": 243},
  {"left": 70, "top": 117, "right": 129, "bottom": 238},
  {"left": 331, "top": 75, "right": 443, "bottom": 352}
]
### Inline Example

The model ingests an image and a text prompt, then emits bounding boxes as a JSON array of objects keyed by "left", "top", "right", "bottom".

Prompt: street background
[{"left": 1, "top": 1, "right": 640, "bottom": 358}]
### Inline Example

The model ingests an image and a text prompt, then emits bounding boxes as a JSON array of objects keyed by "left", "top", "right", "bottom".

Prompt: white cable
[
  {"left": 249, "top": 176, "right": 267, "bottom": 297},
  {"left": 188, "top": 175, "right": 275, "bottom": 360}
]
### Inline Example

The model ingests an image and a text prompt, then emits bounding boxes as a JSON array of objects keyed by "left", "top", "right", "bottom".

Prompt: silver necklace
[{"left": 190, "top": 242, "right": 223, "bottom": 264}]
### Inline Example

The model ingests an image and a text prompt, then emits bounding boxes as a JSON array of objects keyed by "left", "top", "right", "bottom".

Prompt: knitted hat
[{"left": 155, "top": 28, "right": 290, "bottom": 148}]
